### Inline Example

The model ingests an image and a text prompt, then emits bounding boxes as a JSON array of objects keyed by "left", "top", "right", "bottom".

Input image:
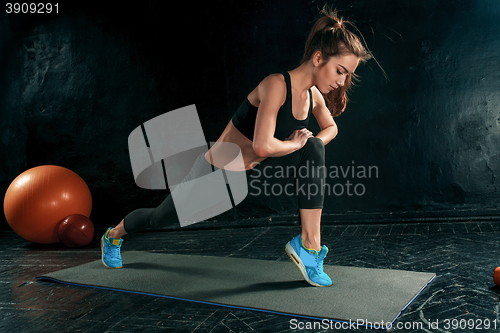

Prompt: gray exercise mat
[{"left": 37, "top": 251, "right": 435, "bottom": 329}]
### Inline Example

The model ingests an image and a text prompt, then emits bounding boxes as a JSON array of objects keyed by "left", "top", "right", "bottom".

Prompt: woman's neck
[{"left": 288, "top": 63, "right": 316, "bottom": 95}]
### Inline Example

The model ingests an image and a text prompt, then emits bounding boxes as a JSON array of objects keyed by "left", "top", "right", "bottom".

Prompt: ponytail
[{"left": 301, "top": 6, "right": 372, "bottom": 117}]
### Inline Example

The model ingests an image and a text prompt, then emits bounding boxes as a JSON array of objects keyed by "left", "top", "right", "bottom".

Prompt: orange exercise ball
[
  {"left": 3, "top": 165, "right": 92, "bottom": 244},
  {"left": 494, "top": 267, "right": 500, "bottom": 286}
]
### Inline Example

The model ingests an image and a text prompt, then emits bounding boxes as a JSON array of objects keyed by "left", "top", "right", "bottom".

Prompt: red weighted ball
[{"left": 58, "top": 214, "right": 95, "bottom": 248}]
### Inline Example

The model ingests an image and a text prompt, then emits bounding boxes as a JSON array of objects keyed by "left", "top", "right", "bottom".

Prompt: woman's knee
[{"left": 302, "top": 137, "right": 325, "bottom": 158}]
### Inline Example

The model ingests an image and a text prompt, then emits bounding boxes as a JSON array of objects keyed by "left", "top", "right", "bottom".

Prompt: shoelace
[
  {"left": 310, "top": 250, "right": 326, "bottom": 272},
  {"left": 317, "top": 253, "right": 325, "bottom": 272},
  {"left": 106, "top": 239, "right": 121, "bottom": 260}
]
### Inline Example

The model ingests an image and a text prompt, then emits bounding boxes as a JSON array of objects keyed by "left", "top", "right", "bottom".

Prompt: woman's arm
[
  {"left": 311, "top": 87, "right": 338, "bottom": 145},
  {"left": 252, "top": 75, "right": 312, "bottom": 158}
]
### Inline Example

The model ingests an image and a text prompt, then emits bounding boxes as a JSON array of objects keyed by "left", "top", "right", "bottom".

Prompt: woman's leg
[
  {"left": 101, "top": 152, "right": 215, "bottom": 269},
  {"left": 295, "top": 137, "right": 326, "bottom": 251},
  {"left": 278, "top": 137, "right": 330, "bottom": 287},
  {"left": 249, "top": 137, "right": 325, "bottom": 248},
  {"left": 300, "top": 208, "right": 322, "bottom": 251},
  {"left": 109, "top": 219, "right": 126, "bottom": 239},
  {"left": 118, "top": 152, "right": 215, "bottom": 235}
]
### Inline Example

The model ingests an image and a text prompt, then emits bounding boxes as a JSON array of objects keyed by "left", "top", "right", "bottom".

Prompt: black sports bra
[{"left": 231, "top": 71, "right": 313, "bottom": 141}]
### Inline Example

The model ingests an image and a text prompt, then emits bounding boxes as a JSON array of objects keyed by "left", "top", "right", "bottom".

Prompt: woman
[{"left": 101, "top": 7, "right": 372, "bottom": 288}]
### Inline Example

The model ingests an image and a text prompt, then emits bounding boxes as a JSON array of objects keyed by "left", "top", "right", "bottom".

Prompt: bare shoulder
[
  {"left": 258, "top": 73, "right": 286, "bottom": 93},
  {"left": 250, "top": 73, "right": 287, "bottom": 106},
  {"left": 262, "top": 72, "right": 285, "bottom": 83}
]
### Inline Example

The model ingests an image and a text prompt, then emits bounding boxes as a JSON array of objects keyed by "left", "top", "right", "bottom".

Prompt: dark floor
[{"left": 2, "top": 220, "right": 500, "bottom": 333}]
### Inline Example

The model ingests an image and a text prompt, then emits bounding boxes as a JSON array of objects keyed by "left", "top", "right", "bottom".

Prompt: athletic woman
[{"left": 101, "top": 7, "right": 372, "bottom": 287}]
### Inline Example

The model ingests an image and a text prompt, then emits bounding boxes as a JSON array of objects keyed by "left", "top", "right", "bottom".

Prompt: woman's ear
[{"left": 312, "top": 51, "right": 324, "bottom": 67}]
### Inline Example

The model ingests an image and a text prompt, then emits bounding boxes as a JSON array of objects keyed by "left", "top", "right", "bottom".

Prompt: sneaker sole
[
  {"left": 285, "top": 241, "right": 329, "bottom": 287},
  {"left": 100, "top": 236, "right": 122, "bottom": 269}
]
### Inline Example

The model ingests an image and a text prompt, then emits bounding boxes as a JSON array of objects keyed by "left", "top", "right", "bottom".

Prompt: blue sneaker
[
  {"left": 285, "top": 234, "right": 332, "bottom": 287},
  {"left": 101, "top": 228, "right": 123, "bottom": 269}
]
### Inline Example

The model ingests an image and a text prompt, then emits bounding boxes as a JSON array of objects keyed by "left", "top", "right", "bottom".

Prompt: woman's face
[{"left": 314, "top": 52, "right": 359, "bottom": 94}]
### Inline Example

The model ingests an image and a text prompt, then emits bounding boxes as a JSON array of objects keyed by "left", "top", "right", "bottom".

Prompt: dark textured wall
[{"left": 1, "top": 0, "right": 499, "bottom": 229}]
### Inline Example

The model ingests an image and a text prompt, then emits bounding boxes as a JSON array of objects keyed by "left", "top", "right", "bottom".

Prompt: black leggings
[{"left": 123, "top": 137, "right": 326, "bottom": 233}]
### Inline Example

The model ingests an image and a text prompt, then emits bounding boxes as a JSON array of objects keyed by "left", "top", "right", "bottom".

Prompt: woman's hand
[{"left": 285, "top": 128, "right": 314, "bottom": 149}]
